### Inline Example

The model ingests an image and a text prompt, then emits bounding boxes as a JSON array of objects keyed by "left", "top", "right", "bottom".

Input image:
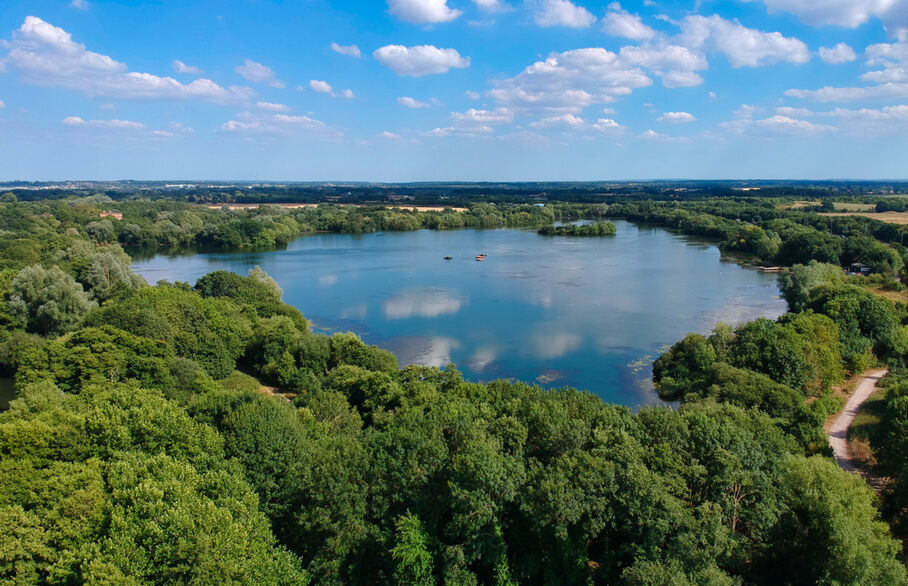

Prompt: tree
[
  {"left": 778, "top": 261, "right": 842, "bottom": 313},
  {"left": 7, "top": 265, "right": 97, "bottom": 336},
  {"left": 391, "top": 513, "right": 435, "bottom": 586},
  {"left": 82, "top": 252, "right": 146, "bottom": 301}
]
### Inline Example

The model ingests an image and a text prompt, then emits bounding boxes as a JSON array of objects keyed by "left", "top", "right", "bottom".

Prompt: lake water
[{"left": 131, "top": 221, "right": 787, "bottom": 407}]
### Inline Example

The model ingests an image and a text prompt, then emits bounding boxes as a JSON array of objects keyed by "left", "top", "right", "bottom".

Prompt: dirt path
[{"left": 828, "top": 369, "right": 888, "bottom": 473}]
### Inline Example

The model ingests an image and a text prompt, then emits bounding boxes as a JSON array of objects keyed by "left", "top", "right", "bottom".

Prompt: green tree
[
  {"left": 391, "top": 512, "right": 435, "bottom": 586},
  {"left": 7, "top": 265, "right": 97, "bottom": 336}
]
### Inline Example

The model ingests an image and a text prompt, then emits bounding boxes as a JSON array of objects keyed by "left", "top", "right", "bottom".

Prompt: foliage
[{"left": 7, "top": 265, "right": 97, "bottom": 336}]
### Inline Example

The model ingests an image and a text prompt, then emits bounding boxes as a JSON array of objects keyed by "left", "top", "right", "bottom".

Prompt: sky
[{"left": 0, "top": 0, "right": 907, "bottom": 181}]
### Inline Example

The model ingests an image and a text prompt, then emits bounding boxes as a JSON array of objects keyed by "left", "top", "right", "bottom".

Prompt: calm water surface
[{"left": 131, "top": 221, "right": 787, "bottom": 406}]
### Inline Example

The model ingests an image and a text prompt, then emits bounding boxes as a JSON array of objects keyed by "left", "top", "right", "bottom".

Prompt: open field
[
  {"left": 820, "top": 211, "right": 908, "bottom": 224},
  {"left": 202, "top": 203, "right": 468, "bottom": 212},
  {"left": 833, "top": 202, "right": 877, "bottom": 212}
]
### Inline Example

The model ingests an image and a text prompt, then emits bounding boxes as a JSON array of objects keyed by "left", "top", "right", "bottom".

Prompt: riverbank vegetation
[
  {"left": 537, "top": 221, "right": 617, "bottom": 236},
  {"left": 0, "top": 194, "right": 906, "bottom": 583}
]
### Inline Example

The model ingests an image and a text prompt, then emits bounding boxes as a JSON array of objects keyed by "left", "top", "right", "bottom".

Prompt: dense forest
[{"left": 0, "top": 193, "right": 907, "bottom": 584}]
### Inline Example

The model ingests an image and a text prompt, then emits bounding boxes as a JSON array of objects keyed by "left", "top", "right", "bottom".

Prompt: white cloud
[
  {"left": 530, "top": 113, "right": 585, "bottom": 127},
  {"left": 423, "top": 124, "right": 494, "bottom": 137},
  {"left": 374, "top": 45, "right": 470, "bottom": 76},
  {"left": 70, "top": 0, "right": 88, "bottom": 9},
  {"left": 0, "top": 100, "right": 5, "bottom": 109},
  {"left": 619, "top": 44, "right": 707, "bottom": 87},
  {"left": 680, "top": 14, "right": 810, "bottom": 67},
  {"left": 398, "top": 96, "right": 430, "bottom": 108},
  {"left": 310, "top": 80, "right": 333, "bottom": 94},
  {"left": 528, "top": 0, "right": 596, "bottom": 28},
  {"left": 819, "top": 43, "right": 856, "bottom": 64},
  {"left": 658, "top": 111, "right": 696, "bottom": 122},
  {"left": 602, "top": 3, "right": 656, "bottom": 41},
  {"left": 785, "top": 83, "right": 908, "bottom": 101},
  {"left": 708, "top": 91, "right": 717, "bottom": 99},
  {"left": 173, "top": 60, "right": 202, "bottom": 74},
  {"left": 309, "top": 80, "right": 354, "bottom": 98},
  {"left": 473, "top": 0, "right": 510, "bottom": 12},
  {"left": 2, "top": 18, "right": 253, "bottom": 104},
  {"left": 221, "top": 111, "right": 338, "bottom": 138},
  {"left": 330, "top": 42, "right": 362, "bottom": 58},
  {"left": 451, "top": 107, "right": 514, "bottom": 123},
  {"left": 741, "top": 0, "right": 908, "bottom": 39},
  {"left": 257, "top": 101, "right": 290, "bottom": 111},
  {"left": 235, "top": 59, "right": 285, "bottom": 88},
  {"left": 721, "top": 105, "right": 835, "bottom": 135},
  {"left": 639, "top": 129, "right": 689, "bottom": 142},
  {"left": 63, "top": 116, "right": 144, "bottom": 129},
  {"left": 387, "top": 0, "right": 462, "bottom": 24},
  {"left": 754, "top": 115, "right": 834, "bottom": 134},
  {"left": 465, "top": 90, "right": 481, "bottom": 99},
  {"left": 775, "top": 104, "right": 908, "bottom": 135},
  {"left": 593, "top": 117, "right": 623, "bottom": 131},
  {"left": 866, "top": 42, "right": 908, "bottom": 66},
  {"left": 490, "top": 47, "right": 700, "bottom": 115},
  {"left": 380, "top": 131, "right": 402, "bottom": 139},
  {"left": 862, "top": 68, "right": 908, "bottom": 83}
]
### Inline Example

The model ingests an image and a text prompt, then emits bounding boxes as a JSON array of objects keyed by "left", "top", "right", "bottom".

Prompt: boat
[
  {"left": 443, "top": 256, "right": 453, "bottom": 260},
  {"left": 475, "top": 254, "right": 486, "bottom": 261}
]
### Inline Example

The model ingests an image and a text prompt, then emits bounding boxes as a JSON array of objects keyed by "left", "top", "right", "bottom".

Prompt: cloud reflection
[
  {"left": 531, "top": 332, "right": 582, "bottom": 359},
  {"left": 392, "top": 336, "right": 460, "bottom": 368},
  {"left": 468, "top": 347, "right": 496, "bottom": 371},
  {"left": 318, "top": 274, "right": 338, "bottom": 286},
  {"left": 383, "top": 289, "right": 462, "bottom": 319}
]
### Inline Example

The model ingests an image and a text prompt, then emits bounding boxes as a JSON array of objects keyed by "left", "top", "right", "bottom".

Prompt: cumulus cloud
[
  {"left": 235, "top": 59, "right": 285, "bottom": 88},
  {"left": 63, "top": 116, "right": 144, "bottom": 129},
  {"left": 310, "top": 80, "right": 333, "bottom": 93},
  {"left": 680, "top": 14, "right": 810, "bottom": 67},
  {"left": 819, "top": 43, "right": 856, "bottom": 64},
  {"left": 785, "top": 83, "right": 908, "bottom": 101},
  {"left": 70, "top": 0, "right": 88, "bottom": 10},
  {"left": 309, "top": 80, "right": 354, "bottom": 98},
  {"left": 658, "top": 111, "right": 696, "bottom": 122},
  {"left": 489, "top": 46, "right": 711, "bottom": 115},
  {"left": 1, "top": 18, "right": 254, "bottom": 104},
  {"left": 257, "top": 101, "right": 289, "bottom": 111},
  {"left": 465, "top": 90, "right": 481, "bottom": 99},
  {"left": 374, "top": 45, "right": 470, "bottom": 76},
  {"left": 619, "top": 44, "right": 708, "bottom": 87},
  {"left": 639, "top": 129, "right": 690, "bottom": 142},
  {"left": 741, "top": 0, "right": 908, "bottom": 39},
  {"left": 602, "top": 3, "right": 656, "bottom": 41},
  {"left": 473, "top": 0, "right": 510, "bottom": 12},
  {"left": 330, "top": 42, "right": 362, "bottom": 58},
  {"left": 387, "top": 0, "right": 462, "bottom": 24},
  {"left": 380, "top": 131, "right": 402, "bottom": 139},
  {"left": 451, "top": 107, "right": 514, "bottom": 123},
  {"left": 721, "top": 104, "right": 835, "bottom": 135},
  {"left": 173, "top": 60, "right": 202, "bottom": 74},
  {"left": 530, "top": 113, "right": 585, "bottom": 127},
  {"left": 398, "top": 96, "right": 431, "bottom": 108},
  {"left": 775, "top": 104, "right": 908, "bottom": 135},
  {"left": 528, "top": 0, "right": 596, "bottom": 28},
  {"left": 221, "top": 111, "right": 338, "bottom": 138},
  {"left": 592, "top": 117, "right": 623, "bottom": 131}
]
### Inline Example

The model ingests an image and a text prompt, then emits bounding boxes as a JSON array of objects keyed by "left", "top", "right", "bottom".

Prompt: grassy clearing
[
  {"left": 833, "top": 202, "right": 878, "bottom": 212},
  {"left": 820, "top": 211, "right": 908, "bottom": 224},
  {"left": 218, "top": 370, "right": 264, "bottom": 394}
]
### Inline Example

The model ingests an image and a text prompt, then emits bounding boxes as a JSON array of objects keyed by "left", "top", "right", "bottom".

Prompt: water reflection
[
  {"left": 131, "top": 221, "right": 787, "bottom": 407},
  {"left": 382, "top": 289, "right": 463, "bottom": 320}
]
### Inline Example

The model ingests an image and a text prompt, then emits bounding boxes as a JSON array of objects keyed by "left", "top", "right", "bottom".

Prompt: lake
[{"left": 131, "top": 220, "right": 787, "bottom": 407}]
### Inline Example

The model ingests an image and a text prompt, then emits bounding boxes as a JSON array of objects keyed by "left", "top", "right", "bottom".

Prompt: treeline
[
  {"left": 656, "top": 260, "right": 908, "bottom": 553},
  {"left": 612, "top": 200, "right": 907, "bottom": 275},
  {"left": 537, "top": 221, "right": 617, "bottom": 236},
  {"left": 0, "top": 196, "right": 905, "bottom": 583}
]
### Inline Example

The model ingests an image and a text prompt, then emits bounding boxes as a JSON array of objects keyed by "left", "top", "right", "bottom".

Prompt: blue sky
[{"left": 0, "top": 0, "right": 906, "bottom": 181}]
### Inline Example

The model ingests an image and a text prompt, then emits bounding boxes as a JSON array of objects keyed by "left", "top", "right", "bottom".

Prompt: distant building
[{"left": 99, "top": 210, "right": 123, "bottom": 220}]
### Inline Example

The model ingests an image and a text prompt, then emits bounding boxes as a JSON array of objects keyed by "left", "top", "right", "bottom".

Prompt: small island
[{"left": 538, "top": 221, "right": 617, "bottom": 236}]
